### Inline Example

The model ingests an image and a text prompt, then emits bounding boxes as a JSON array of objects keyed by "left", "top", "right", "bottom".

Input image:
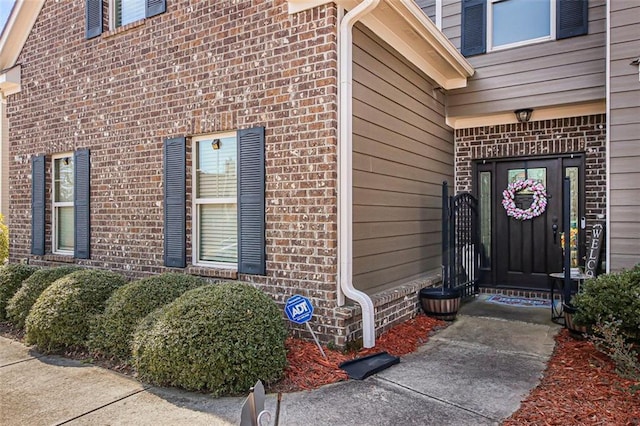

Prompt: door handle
[{"left": 552, "top": 223, "right": 558, "bottom": 244}]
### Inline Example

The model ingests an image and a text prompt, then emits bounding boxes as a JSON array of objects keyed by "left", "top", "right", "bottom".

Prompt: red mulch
[
  {"left": 269, "top": 314, "right": 447, "bottom": 393},
  {"left": 504, "top": 329, "right": 640, "bottom": 425},
  {"left": 271, "top": 320, "right": 640, "bottom": 426}
]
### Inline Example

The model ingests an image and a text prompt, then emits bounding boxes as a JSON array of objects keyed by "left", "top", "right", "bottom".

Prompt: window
[
  {"left": 163, "top": 128, "right": 265, "bottom": 274},
  {"left": 488, "top": 0, "right": 554, "bottom": 51},
  {"left": 479, "top": 171, "right": 491, "bottom": 268},
  {"left": 565, "top": 166, "right": 580, "bottom": 268},
  {"left": 193, "top": 133, "right": 238, "bottom": 266},
  {"left": 111, "top": 0, "right": 166, "bottom": 29},
  {"left": 114, "top": 0, "right": 146, "bottom": 27},
  {"left": 85, "top": 0, "right": 166, "bottom": 39},
  {"left": 32, "top": 150, "right": 90, "bottom": 258},
  {"left": 461, "top": 0, "right": 588, "bottom": 57},
  {"left": 53, "top": 154, "right": 74, "bottom": 254}
]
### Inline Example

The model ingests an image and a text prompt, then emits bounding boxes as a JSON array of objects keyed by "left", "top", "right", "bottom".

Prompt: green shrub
[
  {"left": 89, "top": 273, "right": 208, "bottom": 359},
  {"left": 132, "top": 282, "right": 287, "bottom": 396},
  {"left": 6, "top": 266, "right": 83, "bottom": 329},
  {"left": 0, "top": 214, "right": 9, "bottom": 264},
  {"left": 25, "top": 269, "right": 127, "bottom": 352},
  {"left": 0, "top": 263, "right": 38, "bottom": 320},
  {"left": 590, "top": 320, "right": 640, "bottom": 390},
  {"left": 573, "top": 265, "right": 640, "bottom": 339}
]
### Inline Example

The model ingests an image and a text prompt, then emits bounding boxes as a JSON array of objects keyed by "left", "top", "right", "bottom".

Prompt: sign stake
[{"left": 306, "top": 321, "right": 327, "bottom": 359}]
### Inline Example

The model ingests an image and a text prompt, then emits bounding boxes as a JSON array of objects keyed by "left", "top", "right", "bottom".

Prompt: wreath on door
[{"left": 502, "top": 179, "right": 548, "bottom": 220}]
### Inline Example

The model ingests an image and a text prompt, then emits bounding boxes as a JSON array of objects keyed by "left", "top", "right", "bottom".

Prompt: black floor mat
[{"left": 339, "top": 352, "right": 400, "bottom": 380}]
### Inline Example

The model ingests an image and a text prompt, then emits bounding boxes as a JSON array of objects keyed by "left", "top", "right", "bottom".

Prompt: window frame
[
  {"left": 435, "top": 0, "right": 442, "bottom": 29},
  {"left": 52, "top": 152, "right": 74, "bottom": 255},
  {"left": 487, "top": 0, "right": 556, "bottom": 52},
  {"left": 192, "top": 131, "right": 238, "bottom": 269}
]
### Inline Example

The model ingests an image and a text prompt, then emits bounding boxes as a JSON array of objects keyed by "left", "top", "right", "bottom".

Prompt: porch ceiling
[{"left": 288, "top": 0, "right": 474, "bottom": 90}]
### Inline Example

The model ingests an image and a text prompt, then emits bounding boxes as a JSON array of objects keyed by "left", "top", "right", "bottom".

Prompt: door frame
[{"left": 472, "top": 153, "right": 586, "bottom": 289}]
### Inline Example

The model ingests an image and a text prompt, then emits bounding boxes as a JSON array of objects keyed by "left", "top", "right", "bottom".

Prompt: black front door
[{"left": 477, "top": 156, "right": 584, "bottom": 290}]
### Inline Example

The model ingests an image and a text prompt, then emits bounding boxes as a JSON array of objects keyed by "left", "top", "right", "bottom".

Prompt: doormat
[{"left": 485, "top": 295, "right": 552, "bottom": 308}]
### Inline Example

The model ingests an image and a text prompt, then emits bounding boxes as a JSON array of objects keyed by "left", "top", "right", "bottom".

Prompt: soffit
[
  {"left": 288, "top": 0, "right": 474, "bottom": 90},
  {"left": 0, "top": 65, "right": 20, "bottom": 96},
  {"left": 447, "top": 101, "right": 606, "bottom": 129}
]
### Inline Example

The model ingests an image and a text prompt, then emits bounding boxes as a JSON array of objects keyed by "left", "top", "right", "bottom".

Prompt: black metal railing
[{"left": 442, "top": 181, "right": 480, "bottom": 299}]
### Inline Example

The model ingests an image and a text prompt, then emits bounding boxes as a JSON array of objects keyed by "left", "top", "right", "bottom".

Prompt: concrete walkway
[{"left": 0, "top": 297, "right": 559, "bottom": 425}]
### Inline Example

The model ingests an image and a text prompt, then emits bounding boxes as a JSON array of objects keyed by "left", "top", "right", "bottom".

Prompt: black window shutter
[
  {"left": 31, "top": 155, "right": 46, "bottom": 256},
  {"left": 461, "top": 0, "right": 486, "bottom": 56},
  {"left": 85, "top": 0, "right": 103, "bottom": 39},
  {"left": 238, "top": 127, "right": 266, "bottom": 275},
  {"left": 164, "top": 137, "right": 186, "bottom": 268},
  {"left": 146, "top": 0, "right": 166, "bottom": 18},
  {"left": 557, "top": 0, "right": 588, "bottom": 40},
  {"left": 74, "top": 149, "right": 91, "bottom": 259}
]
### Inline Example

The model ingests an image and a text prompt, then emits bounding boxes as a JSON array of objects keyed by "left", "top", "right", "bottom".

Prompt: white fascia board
[
  {"left": 392, "top": 0, "right": 473, "bottom": 79},
  {"left": 0, "top": 0, "right": 46, "bottom": 71},
  {"left": 0, "top": 65, "right": 21, "bottom": 96}
]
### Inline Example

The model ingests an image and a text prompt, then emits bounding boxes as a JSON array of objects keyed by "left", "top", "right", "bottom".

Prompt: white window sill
[{"left": 488, "top": 35, "right": 554, "bottom": 53}]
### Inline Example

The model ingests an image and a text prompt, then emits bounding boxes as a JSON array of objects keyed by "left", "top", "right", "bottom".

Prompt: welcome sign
[{"left": 585, "top": 222, "right": 605, "bottom": 278}]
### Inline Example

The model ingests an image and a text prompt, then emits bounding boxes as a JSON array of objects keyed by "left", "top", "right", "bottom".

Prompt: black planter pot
[
  {"left": 562, "top": 303, "right": 589, "bottom": 335},
  {"left": 419, "top": 287, "right": 461, "bottom": 321}
]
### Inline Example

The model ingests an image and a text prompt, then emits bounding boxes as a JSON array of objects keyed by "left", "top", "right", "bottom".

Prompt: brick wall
[
  {"left": 7, "top": 1, "right": 349, "bottom": 343},
  {"left": 455, "top": 113, "right": 607, "bottom": 248}
]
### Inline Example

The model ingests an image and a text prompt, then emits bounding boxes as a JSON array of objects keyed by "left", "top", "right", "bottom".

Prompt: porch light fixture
[
  {"left": 211, "top": 139, "right": 221, "bottom": 150},
  {"left": 514, "top": 108, "right": 533, "bottom": 123}
]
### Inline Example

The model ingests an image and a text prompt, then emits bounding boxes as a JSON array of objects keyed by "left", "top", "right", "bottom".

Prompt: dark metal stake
[{"left": 442, "top": 181, "right": 449, "bottom": 289}]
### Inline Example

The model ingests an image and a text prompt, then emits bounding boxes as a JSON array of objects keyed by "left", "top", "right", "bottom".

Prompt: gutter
[{"left": 337, "top": 0, "right": 380, "bottom": 349}]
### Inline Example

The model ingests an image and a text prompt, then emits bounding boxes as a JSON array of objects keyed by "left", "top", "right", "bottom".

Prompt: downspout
[
  {"left": 338, "top": 0, "right": 380, "bottom": 349},
  {"left": 605, "top": 0, "right": 611, "bottom": 273}
]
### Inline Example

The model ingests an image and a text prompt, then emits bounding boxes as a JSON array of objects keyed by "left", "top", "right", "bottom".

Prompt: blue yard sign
[{"left": 284, "top": 295, "right": 314, "bottom": 324}]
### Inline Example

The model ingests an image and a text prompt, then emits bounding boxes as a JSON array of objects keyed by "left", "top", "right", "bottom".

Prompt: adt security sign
[{"left": 285, "top": 295, "right": 314, "bottom": 324}]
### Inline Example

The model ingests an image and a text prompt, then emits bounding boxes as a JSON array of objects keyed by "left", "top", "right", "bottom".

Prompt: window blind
[
  {"left": 199, "top": 204, "right": 238, "bottom": 263},
  {"left": 118, "top": 0, "right": 145, "bottom": 27}
]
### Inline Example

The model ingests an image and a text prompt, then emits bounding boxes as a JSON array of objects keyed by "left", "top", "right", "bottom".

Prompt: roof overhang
[
  {"left": 0, "top": 0, "right": 45, "bottom": 96},
  {"left": 447, "top": 100, "right": 606, "bottom": 129},
  {"left": 0, "top": 65, "right": 20, "bottom": 96},
  {"left": 288, "top": 0, "right": 474, "bottom": 90}
]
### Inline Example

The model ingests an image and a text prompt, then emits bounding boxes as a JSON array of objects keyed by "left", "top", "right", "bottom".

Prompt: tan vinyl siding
[
  {"left": 609, "top": 2, "right": 640, "bottom": 271},
  {"left": 352, "top": 24, "right": 453, "bottom": 294},
  {"left": 445, "top": 0, "right": 606, "bottom": 117},
  {"left": 416, "top": 0, "right": 437, "bottom": 24},
  {"left": 442, "top": 0, "right": 461, "bottom": 50}
]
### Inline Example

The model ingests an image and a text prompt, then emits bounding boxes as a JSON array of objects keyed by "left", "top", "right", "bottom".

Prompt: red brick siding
[{"left": 7, "top": 1, "right": 345, "bottom": 342}]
